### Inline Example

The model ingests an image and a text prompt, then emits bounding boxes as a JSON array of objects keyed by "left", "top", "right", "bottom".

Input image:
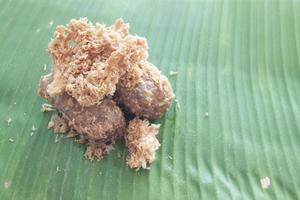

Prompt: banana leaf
[{"left": 0, "top": 0, "right": 300, "bottom": 199}]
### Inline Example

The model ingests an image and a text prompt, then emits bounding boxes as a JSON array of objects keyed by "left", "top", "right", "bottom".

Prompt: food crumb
[
  {"left": 169, "top": 71, "right": 178, "bottom": 76},
  {"left": 4, "top": 180, "right": 11, "bottom": 189},
  {"left": 167, "top": 154, "right": 173, "bottom": 160},
  {"left": 7, "top": 117, "right": 12, "bottom": 126},
  {"left": 9, "top": 138, "right": 14, "bottom": 143},
  {"left": 174, "top": 99, "right": 180, "bottom": 111},
  {"left": 48, "top": 20, "right": 54, "bottom": 28},
  {"left": 55, "top": 135, "right": 60, "bottom": 143},
  {"left": 84, "top": 143, "right": 115, "bottom": 160},
  {"left": 66, "top": 130, "right": 78, "bottom": 138},
  {"left": 56, "top": 166, "right": 61, "bottom": 174},
  {"left": 43, "top": 64, "right": 47, "bottom": 71},
  {"left": 31, "top": 125, "right": 37, "bottom": 132},
  {"left": 48, "top": 113, "right": 69, "bottom": 133},
  {"left": 30, "top": 125, "right": 37, "bottom": 136},
  {"left": 13, "top": 102, "right": 17, "bottom": 105},
  {"left": 260, "top": 176, "right": 271, "bottom": 189},
  {"left": 205, "top": 112, "right": 209, "bottom": 117},
  {"left": 41, "top": 104, "right": 55, "bottom": 112}
]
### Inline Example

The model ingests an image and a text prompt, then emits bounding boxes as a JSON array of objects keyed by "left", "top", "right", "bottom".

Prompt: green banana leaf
[{"left": 1, "top": 0, "right": 300, "bottom": 199}]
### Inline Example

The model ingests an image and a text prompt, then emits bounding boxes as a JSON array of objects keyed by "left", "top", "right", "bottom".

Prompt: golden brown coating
[
  {"left": 47, "top": 18, "right": 148, "bottom": 106},
  {"left": 115, "top": 61, "right": 175, "bottom": 119},
  {"left": 39, "top": 74, "right": 126, "bottom": 143},
  {"left": 53, "top": 95, "right": 125, "bottom": 142},
  {"left": 125, "top": 118, "right": 160, "bottom": 169}
]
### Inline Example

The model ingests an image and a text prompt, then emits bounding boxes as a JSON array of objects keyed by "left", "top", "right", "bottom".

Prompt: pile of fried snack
[{"left": 38, "top": 18, "right": 174, "bottom": 170}]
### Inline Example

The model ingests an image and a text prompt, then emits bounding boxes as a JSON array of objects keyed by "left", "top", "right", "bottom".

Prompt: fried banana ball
[
  {"left": 125, "top": 118, "right": 160, "bottom": 169},
  {"left": 39, "top": 74, "right": 126, "bottom": 144},
  {"left": 53, "top": 94, "right": 125, "bottom": 142},
  {"left": 115, "top": 61, "right": 175, "bottom": 119}
]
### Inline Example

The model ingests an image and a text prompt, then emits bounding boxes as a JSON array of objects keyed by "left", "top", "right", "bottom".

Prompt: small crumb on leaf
[
  {"left": 13, "top": 102, "right": 16, "bottom": 105},
  {"left": 48, "top": 20, "right": 54, "bottom": 28},
  {"left": 32, "top": 125, "right": 37, "bottom": 132},
  {"left": 167, "top": 154, "right": 173, "bottom": 160},
  {"left": 4, "top": 180, "right": 11, "bottom": 189},
  {"left": 9, "top": 138, "right": 14, "bottom": 143},
  {"left": 174, "top": 99, "right": 180, "bottom": 111},
  {"left": 169, "top": 71, "right": 178, "bottom": 76},
  {"left": 7, "top": 118, "right": 12, "bottom": 126},
  {"left": 260, "top": 176, "right": 271, "bottom": 189},
  {"left": 30, "top": 132, "right": 34, "bottom": 137},
  {"left": 205, "top": 112, "right": 209, "bottom": 117},
  {"left": 43, "top": 64, "right": 47, "bottom": 71},
  {"left": 56, "top": 166, "right": 61, "bottom": 174},
  {"left": 55, "top": 135, "right": 60, "bottom": 143},
  {"left": 41, "top": 104, "right": 55, "bottom": 112}
]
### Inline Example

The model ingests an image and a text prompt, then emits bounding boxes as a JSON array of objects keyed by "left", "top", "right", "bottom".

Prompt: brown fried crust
[{"left": 115, "top": 61, "right": 174, "bottom": 119}]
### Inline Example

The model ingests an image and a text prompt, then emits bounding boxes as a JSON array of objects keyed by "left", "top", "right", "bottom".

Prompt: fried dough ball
[
  {"left": 115, "top": 61, "right": 175, "bottom": 119},
  {"left": 39, "top": 74, "right": 126, "bottom": 143},
  {"left": 53, "top": 94, "right": 125, "bottom": 142},
  {"left": 125, "top": 118, "right": 160, "bottom": 169}
]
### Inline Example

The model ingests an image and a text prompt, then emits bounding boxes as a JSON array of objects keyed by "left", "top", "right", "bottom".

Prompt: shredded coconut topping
[
  {"left": 125, "top": 118, "right": 160, "bottom": 169},
  {"left": 47, "top": 18, "right": 148, "bottom": 106}
]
